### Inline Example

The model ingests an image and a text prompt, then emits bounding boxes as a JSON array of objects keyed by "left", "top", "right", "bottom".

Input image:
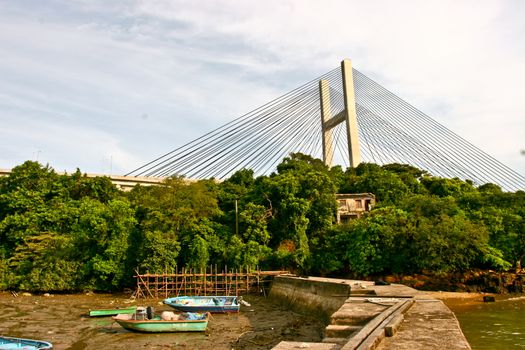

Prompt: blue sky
[{"left": 1, "top": 0, "right": 524, "bottom": 176}]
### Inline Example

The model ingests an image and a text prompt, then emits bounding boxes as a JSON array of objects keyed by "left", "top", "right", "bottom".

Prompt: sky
[{"left": 1, "top": 0, "right": 524, "bottom": 177}]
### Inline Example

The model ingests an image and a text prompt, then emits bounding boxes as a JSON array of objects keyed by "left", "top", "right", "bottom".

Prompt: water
[{"left": 444, "top": 295, "right": 525, "bottom": 349}]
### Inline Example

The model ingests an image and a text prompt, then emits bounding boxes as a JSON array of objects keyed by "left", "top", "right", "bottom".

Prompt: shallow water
[
  {"left": 0, "top": 292, "right": 325, "bottom": 350},
  {"left": 444, "top": 295, "right": 525, "bottom": 349}
]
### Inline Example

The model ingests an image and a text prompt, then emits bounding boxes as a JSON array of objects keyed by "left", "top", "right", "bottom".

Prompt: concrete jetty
[{"left": 270, "top": 276, "right": 471, "bottom": 350}]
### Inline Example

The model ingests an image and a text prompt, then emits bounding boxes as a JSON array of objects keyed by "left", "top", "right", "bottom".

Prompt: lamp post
[{"left": 235, "top": 199, "right": 239, "bottom": 236}]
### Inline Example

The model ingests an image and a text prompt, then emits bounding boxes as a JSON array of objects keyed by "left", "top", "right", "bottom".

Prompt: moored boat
[
  {"left": 112, "top": 308, "right": 209, "bottom": 333},
  {"left": 0, "top": 336, "right": 53, "bottom": 350},
  {"left": 163, "top": 296, "right": 240, "bottom": 313},
  {"left": 88, "top": 305, "right": 137, "bottom": 317}
]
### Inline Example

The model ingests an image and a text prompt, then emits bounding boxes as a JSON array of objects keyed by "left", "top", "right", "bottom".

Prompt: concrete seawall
[
  {"left": 269, "top": 276, "right": 351, "bottom": 322},
  {"left": 270, "top": 276, "right": 471, "bottom": 350}
]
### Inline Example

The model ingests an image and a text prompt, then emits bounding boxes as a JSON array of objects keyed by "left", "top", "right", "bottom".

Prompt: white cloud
[{"left": 0, "top": 0, "right": 523, "bottom": 178}]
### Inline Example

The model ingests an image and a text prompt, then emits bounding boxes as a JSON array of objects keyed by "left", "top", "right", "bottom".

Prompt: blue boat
[
  {"left": 0, "top": 336, "right": 53, "bottom": 350},
  {"left": 163, "top": 296, "right": 240, "bottom": 313}
]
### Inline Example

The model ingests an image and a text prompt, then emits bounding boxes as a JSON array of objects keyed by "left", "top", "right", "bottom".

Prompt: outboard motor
[{"left": 146, "top": 306, "right": 155, "bottom": 319}]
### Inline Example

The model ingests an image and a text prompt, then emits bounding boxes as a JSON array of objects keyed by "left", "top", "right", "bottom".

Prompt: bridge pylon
[{"left": 319, "top": 59, "right": 361, "bottom": 168}]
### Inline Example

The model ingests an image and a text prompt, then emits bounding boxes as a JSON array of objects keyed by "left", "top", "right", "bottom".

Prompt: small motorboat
[
  {"left": 163, "top": 296, "right": 240, "bottom": 313},
  {"left": 112, "top": 307, "right": 209, "bottom": 333},
  {"left": 0, "top": 336, "right": 53, "bottom": 350}
]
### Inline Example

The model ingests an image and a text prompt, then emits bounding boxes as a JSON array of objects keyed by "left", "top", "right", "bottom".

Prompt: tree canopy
[{"left": 0, "top": 157, "right": 523, "bottom": 292}]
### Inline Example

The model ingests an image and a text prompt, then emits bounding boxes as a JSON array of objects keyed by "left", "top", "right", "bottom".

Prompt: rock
[
  {"left": 374, "top": 280, "right": 390, "bottom": 286},
  {"left": 22, "top": 292, "right": 32, "bottom": 297},
  {"left": 385, "top": 276, "right": 397, "bottom": 284},
  {"left": 413, "top": 281, "right": 425, "bottom": 289}
]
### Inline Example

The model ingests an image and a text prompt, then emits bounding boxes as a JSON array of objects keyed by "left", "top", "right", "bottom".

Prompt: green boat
[
  {"left": 88, "top": 305, "right": 137, "bottom": 317},
  {"left": 112, "top": 309, "right": 209, "bottom": 333}
]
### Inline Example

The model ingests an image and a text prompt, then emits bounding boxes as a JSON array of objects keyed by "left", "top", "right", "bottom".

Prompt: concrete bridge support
[{"left": 319, "top": 59, "right": 361, "bottom": 168}]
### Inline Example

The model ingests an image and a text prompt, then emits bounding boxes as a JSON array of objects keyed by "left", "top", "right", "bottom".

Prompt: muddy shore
[
  {"left": 0, "top": 292, "right": 325, "bottom": 350},
  {"left": 1, "top": 290, "right": 502, "bottom": 349}
]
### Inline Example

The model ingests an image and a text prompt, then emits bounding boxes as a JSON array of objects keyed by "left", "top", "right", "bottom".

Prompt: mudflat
[{"left": 0, "top": 292, "right": 325, "bottom": 350}]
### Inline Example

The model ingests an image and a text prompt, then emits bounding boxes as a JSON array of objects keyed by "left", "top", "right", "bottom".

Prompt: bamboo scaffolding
[{"left": 133, "top": 266, "right": 287, "bottom": 299}]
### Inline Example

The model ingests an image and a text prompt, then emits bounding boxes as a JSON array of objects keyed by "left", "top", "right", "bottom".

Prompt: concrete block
[
  {"left": 273, "top": 341, "right": 340, "bottom": 349},
  {"left": 331, "top": 303, "right": 386, "bottom": 325},
  {"left": 384, "top": 314, "right": 404, "bottom": 337},
  {"left": 325, "top": 324, "right": 361, "bottom": 338},
  {"left": 322, "top": 337, "right": 348, "bottom": 345}
]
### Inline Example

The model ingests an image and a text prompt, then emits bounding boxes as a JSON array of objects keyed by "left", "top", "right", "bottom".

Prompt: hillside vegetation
[{"left": 1, "top": 154, "right": 523, "bottom": 292}]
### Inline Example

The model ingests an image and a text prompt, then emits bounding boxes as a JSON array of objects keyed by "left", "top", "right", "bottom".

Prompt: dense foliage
[{"left": 1, "top": 156, "right": 524, "bottom": 291}]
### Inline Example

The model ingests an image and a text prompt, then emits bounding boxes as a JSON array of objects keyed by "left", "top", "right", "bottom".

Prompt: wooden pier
[{"left": 133, "top": 266, "right": 288, "bottom": 299}]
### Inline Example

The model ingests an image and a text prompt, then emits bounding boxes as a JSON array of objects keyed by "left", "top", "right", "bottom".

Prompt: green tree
[
  {"left": 421, "top": 177, "right": 476, "bottom": 198},
  {"left": 71, "top": 198, "right": 136, "bottom": 290},
  {"left": 127, "top": 177, "right": 222, "bottom": 271},
  {"left": 340, "top": 163, "right": 411, "bottom": 205},
  {"left": 63, "top": 170, "right": 120, "bottom": 203},
  {"left": 8, "top": 233, "right": 80, "bottom": 291},
  {"left": 239, "top": 203, "right": 270, "bottom": 244}
]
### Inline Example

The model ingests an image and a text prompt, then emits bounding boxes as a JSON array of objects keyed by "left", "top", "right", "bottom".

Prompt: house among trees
[{"left": 336, "top": 193, "right": 376, "bottom": 223}]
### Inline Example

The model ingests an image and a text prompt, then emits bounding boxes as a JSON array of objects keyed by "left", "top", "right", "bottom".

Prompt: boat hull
[
  {"left": 0, "top": 336, "right": 53, "bottom": 350},
  {"left": 89, "top": 306, "right": 137, "bottom": 317},
  {"left": 163, "top": 296, "right": 240, "bottom": 313},
  {"left": 113, "top": 317, "right": 208, "bottom": 333},
  {"left": 164, "top": 304, "right": 239, "bottom": 313}
]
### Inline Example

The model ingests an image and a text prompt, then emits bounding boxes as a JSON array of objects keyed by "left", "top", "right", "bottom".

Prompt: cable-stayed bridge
[{"left": 127, "top": 59, "right": 525, "bottom": 192}]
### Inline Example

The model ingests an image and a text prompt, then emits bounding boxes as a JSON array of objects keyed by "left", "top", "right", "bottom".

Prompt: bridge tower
[{"left": 319, "top": 59, "right": 361, "bottom": 168}]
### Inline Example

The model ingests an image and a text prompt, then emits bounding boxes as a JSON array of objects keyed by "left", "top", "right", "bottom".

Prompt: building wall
[{"left": 336, "top": 193, "right": 376, "bottom": 223}]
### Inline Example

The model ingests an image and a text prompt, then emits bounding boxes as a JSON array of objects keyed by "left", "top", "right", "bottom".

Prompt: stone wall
[{"left": 269, "top": 276, "right": 351, "bottom": 322}]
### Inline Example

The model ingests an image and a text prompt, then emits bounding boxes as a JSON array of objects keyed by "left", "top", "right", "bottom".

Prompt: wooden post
[
  {"left": 256, "top": 266, "right": 260, "bottom": 293},
  {"left": 183, "top": 267, "right": 187, "bottom": 296},
  {"left": 176, "top": 265, "right": 179, "bottom": 297},
  {"left": 235, "top": 268, "right": 238, "bottom": 296},
  {"left": 136, "top": 268, "right": 140, "bottom": 297},
  {"left": 190, "top": 268, "right": 193, "bottom": 295}
]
